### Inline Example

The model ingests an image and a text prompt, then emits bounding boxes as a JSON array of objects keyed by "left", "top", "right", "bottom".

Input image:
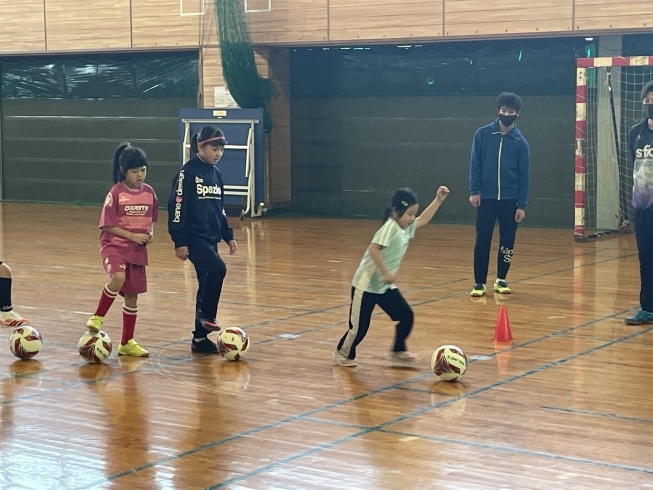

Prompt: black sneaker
[{"left": 191, "top": 337, "right": 218, "bottom": 353}]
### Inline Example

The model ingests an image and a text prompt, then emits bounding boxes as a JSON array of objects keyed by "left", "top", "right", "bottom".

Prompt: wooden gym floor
[{"left": 0, "top": 202, "right": 652, "bottom": 490}]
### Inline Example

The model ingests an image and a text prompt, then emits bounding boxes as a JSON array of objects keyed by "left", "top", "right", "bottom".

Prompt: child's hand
[
  {"left": 130, "top": 233, "right": 150, "bottom": 245},
  {"left": 436, "top": 186, "right": 450, "bottom": 202},
  {"left": 228, "top": 240, "right": 238, "bottom": 255},
  {"left": 147, "top": 232, "right": 154, "bottom": 244},
  {"left": 175, "top": 246, "right": 189, "bottom": 261},
  {"left": 382, "top": 272, "right": 396, "bottom": 285}
]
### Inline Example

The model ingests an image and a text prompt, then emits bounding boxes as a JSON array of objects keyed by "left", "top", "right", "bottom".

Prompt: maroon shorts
[{"left": 102, "top": 255, "right": 147, "bottom": 295}]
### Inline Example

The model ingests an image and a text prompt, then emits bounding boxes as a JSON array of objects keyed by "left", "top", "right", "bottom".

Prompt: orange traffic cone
[{"left": 493, "top": 306, "right": 514, "bottom": 342}]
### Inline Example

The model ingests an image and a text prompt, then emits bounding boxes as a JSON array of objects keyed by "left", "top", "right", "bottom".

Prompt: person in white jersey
[{"left": 334, "top": 186, "right": 449, "bottom": 367}]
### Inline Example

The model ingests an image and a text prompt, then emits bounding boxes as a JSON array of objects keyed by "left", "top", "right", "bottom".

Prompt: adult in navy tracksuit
[
  {"left": 625, "top": 81, "right": 653, "bottom": 325},
  {"left": 168, "top": 126, "right": 238, "bottom": 353},
  {"left": 469, "top": 92, "right": 530, "bottom": 297}
]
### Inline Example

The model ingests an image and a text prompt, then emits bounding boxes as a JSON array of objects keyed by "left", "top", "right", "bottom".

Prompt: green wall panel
[{"left": 2, "top": 98, "right": 196, "bottom": 204}]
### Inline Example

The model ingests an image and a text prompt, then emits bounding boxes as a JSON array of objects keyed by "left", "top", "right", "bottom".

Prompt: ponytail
[
  {"left": 112, "top": 144, "right": 130, "bottom": 184},
  {"left": 190, "top": 133, "right": 199, "bottom": 156},
  {"left": 112, "top": 143, "right": 148, "bottom": 184},
  {"left": 382, "top": 206, "right": 392, "bottom": 223}
]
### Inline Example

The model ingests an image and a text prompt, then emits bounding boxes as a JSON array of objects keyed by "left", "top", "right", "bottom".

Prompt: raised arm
[{"left": 416, "top": 186, "right": 450, "bottom": 229}]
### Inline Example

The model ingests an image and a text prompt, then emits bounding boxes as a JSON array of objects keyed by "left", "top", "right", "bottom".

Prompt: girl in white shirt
[{"left": 334, "top": 186, "right": 449, "bottom": 367}]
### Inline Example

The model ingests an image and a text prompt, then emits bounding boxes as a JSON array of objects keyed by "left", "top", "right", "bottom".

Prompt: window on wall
[
  {"left": 291, "top": 37, "right": 587, "bottom": 98},
  {"left": 1, "top": 52, "right": 199, "bottom": 99}
]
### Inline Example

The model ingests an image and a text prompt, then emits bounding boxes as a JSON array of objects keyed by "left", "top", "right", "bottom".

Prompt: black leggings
[
  {"left": 473, "top": 199, "right": 519, "bottom": 284},
  {"left": 337, "top": 287, "right": 414, "bottom": 360},
  {"left": 187, "top": 237, "right": 227, "bottom": 337}
]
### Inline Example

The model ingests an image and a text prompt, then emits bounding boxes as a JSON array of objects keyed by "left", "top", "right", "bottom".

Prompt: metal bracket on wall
[{"left": 244, "top": 0, "right": 271, "bottom": 13}]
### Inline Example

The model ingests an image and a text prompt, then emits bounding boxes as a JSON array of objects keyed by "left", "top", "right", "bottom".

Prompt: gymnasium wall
[
  {"left": 3, "top": 0, "right": 646, "bottom": 51},
  {"left": 2, "top": 99, "right": 194, "bottom": 205},
  {"left": 0, "top": 54, "right": 197, "bottom": 205},
  {"left": 254, "top": 48, "right": 292, "bottom": 209},
  {"left": 292, "top": 95, "right": 574, "bottom": 227},
  {"left": 2, "top": 0, "right": 650, "bottom": 103},
  {"left": 290, "top": 40, "right": 578, "bottom": 227},
  {"left": 244, "top": 0, "right": 652, "bottom": 44},
  {"left": 1, "top": 0, "right": 652, "bottom": 217}
]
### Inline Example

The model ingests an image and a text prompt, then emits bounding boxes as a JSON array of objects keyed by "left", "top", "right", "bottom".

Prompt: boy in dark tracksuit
[
  {"left": 625, "top": 81, "right": 653, "bottom": 325},
  {"left": 469, "top": 92, "right": 530, "bottom": 297},
  {"left": 168, "top": 126, "right": 238, "bottom": 353}
]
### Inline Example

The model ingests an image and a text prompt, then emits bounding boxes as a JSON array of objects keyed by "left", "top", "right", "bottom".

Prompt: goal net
[{"left": 575, "top": 56, "right": 653, "bottom": 241}]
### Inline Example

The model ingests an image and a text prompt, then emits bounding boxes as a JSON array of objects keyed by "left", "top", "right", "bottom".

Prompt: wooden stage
[{"left": 0, "top": 202, "right": 651, "bottom": 489}]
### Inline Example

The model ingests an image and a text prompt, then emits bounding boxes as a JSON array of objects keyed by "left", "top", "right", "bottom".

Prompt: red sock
[
  {"left": 95, "top": 285, "right": 118, "bottom": 317},
  {"left": 122, "top": 305, "right": 137, "bottom": 345}
]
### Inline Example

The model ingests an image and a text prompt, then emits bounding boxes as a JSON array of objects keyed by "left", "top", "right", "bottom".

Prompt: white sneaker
[
  {"left": 0, "top": 310, "right": 29, "bottom": 328},
  {"left": 333, "top": 350, "right": 357, "bottom": 367}
]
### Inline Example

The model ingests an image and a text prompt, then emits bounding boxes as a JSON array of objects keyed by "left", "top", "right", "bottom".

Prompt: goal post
[{"left": 574, "top": 56, "right": 653, "bottom": 241}]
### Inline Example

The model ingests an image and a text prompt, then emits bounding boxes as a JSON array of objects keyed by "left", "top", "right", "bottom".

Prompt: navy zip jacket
[
  {"left": 168, "top": 156, "right": 234, "bottom": 249},
  {"left": 469, "top": 119, "right": 531, "bottom": 209}
]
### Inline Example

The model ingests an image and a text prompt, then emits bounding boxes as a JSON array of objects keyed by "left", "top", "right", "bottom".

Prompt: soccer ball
[
  {"left": 431, "top": 345, "right": 467, "bottom": 381},
  {"left": 217, "top": 327, "right": 250, "bottom": 361},
  {"left": 78, "top": 331, "right": 112, "bottom": 363},
  {"left": 9, "top": 326, "right": 43, "bottom": 359}
]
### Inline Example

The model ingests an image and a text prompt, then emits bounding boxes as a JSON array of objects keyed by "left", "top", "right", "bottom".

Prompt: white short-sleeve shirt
[{"left": 351, "top": 219, "right": 417, "bottom": 294}]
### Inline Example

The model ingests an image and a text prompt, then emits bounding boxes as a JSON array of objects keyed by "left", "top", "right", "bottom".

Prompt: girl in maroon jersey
[{"left": 86, "top": 144, "right": 158, "bottom": 357}]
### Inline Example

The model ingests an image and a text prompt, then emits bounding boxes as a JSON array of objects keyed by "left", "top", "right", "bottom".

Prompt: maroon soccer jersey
[{"left": 99, "top": 182, "right": 158, "bottom": 265}]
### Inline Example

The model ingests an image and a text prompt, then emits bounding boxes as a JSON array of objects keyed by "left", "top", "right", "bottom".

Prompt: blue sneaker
[{"left": 624, "top": 309, "right": 653, "bottom": 325}]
